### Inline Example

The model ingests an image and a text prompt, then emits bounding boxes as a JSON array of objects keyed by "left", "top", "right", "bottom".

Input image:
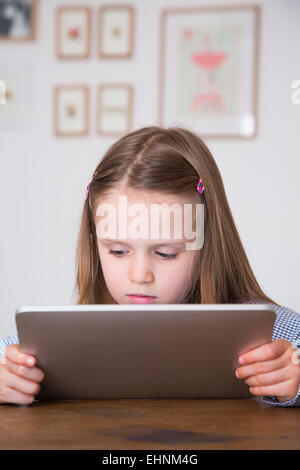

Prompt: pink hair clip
[
  {"left": 85, "top": 176, "right": 94, "bottom": 201},
  {"left": 196, "top": 177, "right": 204, "bottom": 195}
]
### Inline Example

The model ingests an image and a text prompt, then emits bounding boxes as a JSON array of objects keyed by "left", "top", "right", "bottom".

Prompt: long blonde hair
[{"left": 73, "top": 126, "right": 278, "bottom": 306}]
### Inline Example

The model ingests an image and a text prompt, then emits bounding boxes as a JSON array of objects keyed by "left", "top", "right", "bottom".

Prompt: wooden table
[{"left": 0, "top": 397, "right": 299, "bottom": 450}]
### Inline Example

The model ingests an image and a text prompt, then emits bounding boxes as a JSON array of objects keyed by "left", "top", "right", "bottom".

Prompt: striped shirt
[{"left": 0, "top": 303, "right": 299, "bottom": 407}]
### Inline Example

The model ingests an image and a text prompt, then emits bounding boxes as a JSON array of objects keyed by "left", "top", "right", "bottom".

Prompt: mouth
[{"left": 127, "top": 294, "right": 157, "bottom": 304}]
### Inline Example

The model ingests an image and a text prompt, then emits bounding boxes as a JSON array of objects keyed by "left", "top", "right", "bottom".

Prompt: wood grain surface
[{"left": 0, "top": 397, "right": 299, "bottom": 450}]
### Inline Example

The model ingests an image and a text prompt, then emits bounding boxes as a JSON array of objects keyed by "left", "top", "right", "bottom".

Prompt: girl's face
[{"left": 95, "top": 188, "right": 201, "bottom": 304}]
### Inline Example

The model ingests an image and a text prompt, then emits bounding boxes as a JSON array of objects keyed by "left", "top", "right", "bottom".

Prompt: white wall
[{"left": 0, "top": 0, "right": 299, "bottom": 337}]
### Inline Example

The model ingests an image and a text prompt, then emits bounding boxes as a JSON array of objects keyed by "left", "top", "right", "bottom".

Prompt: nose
[{"left": 128, "top": 253, "right": 154, "bottom": 284}]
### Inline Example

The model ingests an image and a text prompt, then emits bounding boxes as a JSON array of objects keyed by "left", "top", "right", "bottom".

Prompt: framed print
[
  {"left": 96, "top": 84, "right": 133, "bottom": 136},
  {"left": 0, "top": 62, "right": 34, "bottom": 128},
  {"left": 159, "top": 5, "right": 260, "bottom": 139},
  {"left": 56, "top": 6, "right": 91, "bottom": 59},
  {"left": 0, "top": 0, "right": 37, "bottom": 41},
  {"left": 98, "top": 5, "right": 134, "bottom": 58},
  {"left": 54, "top": 85, "right": 89, "bottom": 137}
]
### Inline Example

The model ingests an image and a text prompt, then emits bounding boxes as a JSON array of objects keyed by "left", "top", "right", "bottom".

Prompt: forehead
[
  {"left": 95, "top": 188, "right": 199, "bottom": 208},
  {"left": 93, "top": 188, "right": 202, "bottom": 247}
]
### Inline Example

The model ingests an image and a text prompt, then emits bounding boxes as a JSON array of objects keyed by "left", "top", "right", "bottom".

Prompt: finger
[
  {"left": 4, "top": 345, "right": 36, "bottom": 367},
  {"left": 238, "top": 339, "right": 290, "bottom": 365},
  {"left": 5, "top": 359, "right": 44, "bottom": 383},
  {"left": 244, "top": 364, "right": 295, "bottom": 387},
  {"left": 1, "top": 385, "right": 35, "bottom": 405},
  {"left": 248, "top": 378, "right": 297, "bottom": 398},
  {"left": 4, "top": 368, "right": 41, "bottom": 397},
  {"left": 235, "top": 352, "right": 289, "bottom": 379}
]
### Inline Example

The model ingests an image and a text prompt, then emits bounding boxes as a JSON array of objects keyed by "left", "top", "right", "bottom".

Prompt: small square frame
[
  {"left": 0, "top": 0, "right": 38, "bottom": 41},
  {"left": 98, "top": 5, "right": 134, "bottom": 59},
  {"left": 96, "top": 84, "right": 133, "bottom": 136},
  {"left": 54, "top": 84, "right": 89, "bottom": 137}
]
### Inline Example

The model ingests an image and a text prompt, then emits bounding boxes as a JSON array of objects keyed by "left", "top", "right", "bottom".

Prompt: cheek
[
  {"left": 100, "top": 256, "right": 127, "bottom": 301},
  {"left": 162, "top": 270, "right": 188, "bottom": 292},
  {"left": 100, "top": 251, "right": 126, "bottom": 284},
  {"left": 175, "top": 253, "right": 197, "bottom": 288},
  {"left": 159, "top": 256, "right": 195, "bottom": 290}
]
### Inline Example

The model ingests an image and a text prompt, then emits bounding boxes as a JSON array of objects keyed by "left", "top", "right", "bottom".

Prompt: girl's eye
[
  {"left": 156, "top": 251, "right": 177, "bottom": 259},
  {"left": 108, "top": 250, "right": 127, "bottom": 257},
  {"left": 108, "top": 250, "right": 177, "bottom": 259}
]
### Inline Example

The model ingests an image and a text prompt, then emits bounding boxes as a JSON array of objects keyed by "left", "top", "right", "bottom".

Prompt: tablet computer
[{"left": 15, "top": 303, "right": 276, "bottom": 401}]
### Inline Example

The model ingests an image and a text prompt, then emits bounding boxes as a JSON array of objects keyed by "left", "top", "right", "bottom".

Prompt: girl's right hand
[{"left": 0, "top": 344, "right": 45, "bottom": 405}]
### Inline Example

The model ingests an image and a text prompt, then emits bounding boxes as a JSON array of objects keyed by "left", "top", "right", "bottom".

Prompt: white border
[{"left": 16, "top": 303, "right": 274, "bottom": 314}]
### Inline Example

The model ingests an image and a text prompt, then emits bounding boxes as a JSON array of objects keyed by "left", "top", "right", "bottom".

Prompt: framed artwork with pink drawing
[
  {"left": 159, "top": 5, "right": 260, "bottom": 139},
  {"left": 56, "top": 6, "right": 91, "bottom": 59}
]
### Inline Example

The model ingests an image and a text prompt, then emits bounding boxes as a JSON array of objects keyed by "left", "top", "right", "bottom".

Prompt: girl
[{"left": 0, "top": 126, "right": 299, "bottom": 407}]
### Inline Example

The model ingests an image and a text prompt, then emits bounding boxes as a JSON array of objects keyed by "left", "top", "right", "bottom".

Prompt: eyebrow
[{"left": 100, "top": 238, "right": 186, "bottom": 247}]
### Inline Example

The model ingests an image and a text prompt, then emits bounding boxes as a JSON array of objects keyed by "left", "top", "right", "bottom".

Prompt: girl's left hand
[{"left": 235, "top": 338, "right": 300, "bottom": 403}]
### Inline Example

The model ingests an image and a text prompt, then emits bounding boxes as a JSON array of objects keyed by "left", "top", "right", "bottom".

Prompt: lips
[
  {"left": 127, "top": 294, "right": 156, "bottom": 304},
  {"left": 128, "top": 294, "right": 156, "bottom": 298}
]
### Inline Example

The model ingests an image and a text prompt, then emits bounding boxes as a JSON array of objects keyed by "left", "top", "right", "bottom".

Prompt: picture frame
[
  {"left": 56, "top": 6, "right": 91, "bottom": 59},
  {"left": 158, "top": 4, "right": 260, "bottom": 139},
  {"left": 98, "top": 5, "right": 134, "bottom": 59},
  {"left": 96, "top": 84, "right": 133, "bottom": 136},
  {"left": 0, "top": 0, "right": 38, "bottom": 41},
  {"left": 54, "top": 85, "right": 89, "bottom": 137},
  {"left": 0, "top": 62, "right": 34, "bottom": 128}
]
